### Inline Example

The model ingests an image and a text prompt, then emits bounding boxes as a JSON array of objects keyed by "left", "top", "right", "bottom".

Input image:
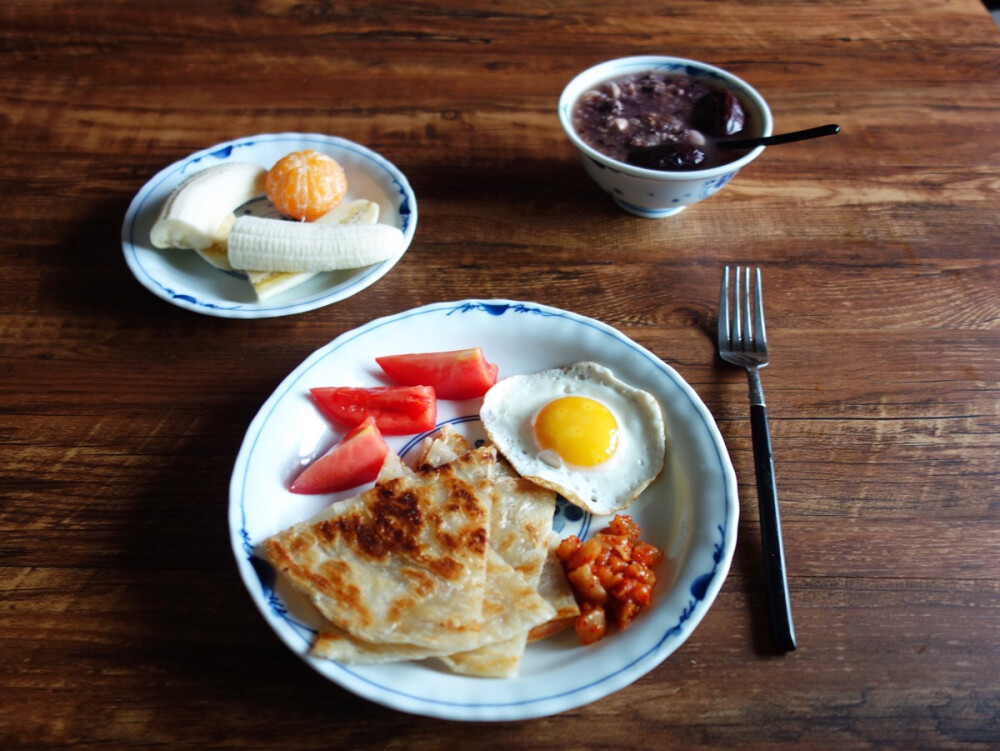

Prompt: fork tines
[{"left": 719, "top": 265, "right": 767, "bottom": 356}]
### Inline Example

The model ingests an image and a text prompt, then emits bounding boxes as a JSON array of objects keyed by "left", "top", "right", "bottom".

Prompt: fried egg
[{"left": 480, "top": 361, "right": 666, "bottom": 515}]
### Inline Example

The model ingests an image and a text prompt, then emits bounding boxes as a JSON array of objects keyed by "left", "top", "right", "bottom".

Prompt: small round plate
[
  {"left": 229, "top": 299, "right": 738, "bottom": 720},
  {"left": 121, "top": 133, "right": 417, "bottom": 318}
]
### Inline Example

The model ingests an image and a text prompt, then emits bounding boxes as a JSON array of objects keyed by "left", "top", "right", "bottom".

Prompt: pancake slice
[
  {"left": 417, "top": 426, "right": 559, "bottom": 676},
  {"left": 267, "top": 425, "right": 579, "bottom": 676},
  {"left": 264, "top": 444, "right": 496, "bottom": 653},
  {"left": 437, "top": 547, "right": 555, "bottom": 677},
  {"left": 528, "top": 532, "right": 581, "bottom": 641},
  {"left": 312, "top": 546, "right": 554, "bottom": 666}
]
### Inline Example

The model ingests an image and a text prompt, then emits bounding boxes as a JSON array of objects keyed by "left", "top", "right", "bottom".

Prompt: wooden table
[{"left": 3, "top": 0, "right": 999, "bottom": 747}]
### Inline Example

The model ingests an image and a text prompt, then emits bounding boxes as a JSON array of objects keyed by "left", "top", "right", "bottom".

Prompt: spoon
[{"left": 718, "top": 123, "right": 841, "bottom": 150}]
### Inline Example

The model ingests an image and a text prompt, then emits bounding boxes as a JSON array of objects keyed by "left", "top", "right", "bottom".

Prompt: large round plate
[
  {"left": 121, "top": 133, "right": 417, "bottom": 318},
  {"left": 229, "top": 299, "right": 738, "bottom": 720}
]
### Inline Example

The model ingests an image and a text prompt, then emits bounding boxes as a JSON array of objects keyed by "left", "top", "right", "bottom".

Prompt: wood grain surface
[{"left": 2, "top": 0, "right": 999, "bottom": 747}]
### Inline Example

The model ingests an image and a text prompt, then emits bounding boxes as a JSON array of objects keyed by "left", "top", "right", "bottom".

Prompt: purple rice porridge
[{"left": 571, "top": 71, "right": 751, "bottom": 171}]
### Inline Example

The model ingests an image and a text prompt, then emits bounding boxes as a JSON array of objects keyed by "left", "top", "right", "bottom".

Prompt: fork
[{"left": 718, "top": 266, "right": 796, "bottom": 653}]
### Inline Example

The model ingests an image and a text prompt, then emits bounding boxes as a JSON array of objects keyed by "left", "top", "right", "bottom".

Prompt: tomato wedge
[
  {"left": 375, "top": 347, "right": 498, "bottom": 400},
  {"left": 310, "top": 385, "right": 436, "bottom": 435},
  {"left": 289, "top": 417, "right": 390, "bottom": 494}
]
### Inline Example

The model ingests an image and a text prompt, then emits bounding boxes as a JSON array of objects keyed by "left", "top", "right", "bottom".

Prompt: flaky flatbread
[
  {"left": 422, "top": 428, "right": 579, "bottom": 648},
  {"left": 312, "top": 546, "right": 554, "bottom": 666},
  {"left": 267, "top": 425, "right": 579, "bottom": 676},
  {"left": 417, "top": 427, "right": 556, "bottom": 583},
  {"left": 418, "top": 427, "right": 560, "bottom": 676},
  {"left": 264, "top": 445, "right": 496, "bottom": 653},
  {"left": 528, "top": 532, "right": 581, "bottom": 641}
]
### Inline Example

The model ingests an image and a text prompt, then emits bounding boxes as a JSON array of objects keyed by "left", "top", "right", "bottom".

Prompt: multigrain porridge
[{"left": 571, "top": 71, "right": 750, "bottom": 171}]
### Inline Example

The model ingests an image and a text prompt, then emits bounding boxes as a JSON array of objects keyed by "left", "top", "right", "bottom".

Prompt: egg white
[{"left": 480, "top": 361, "right": 666, "bottom": 515}]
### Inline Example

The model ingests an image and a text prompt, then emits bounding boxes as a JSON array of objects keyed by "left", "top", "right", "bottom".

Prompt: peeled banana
[
  {"left": 244, "top": 199, "right": 380, "bottom": 300},
  {"left": 228, "top": 215, "right": 405, "bottom": 273},
  {"left": 149, "top": 158, "right": 405, "bottom": 302},
  {"left": 149, "top": 162, "right": 267, "bottom": 269}
]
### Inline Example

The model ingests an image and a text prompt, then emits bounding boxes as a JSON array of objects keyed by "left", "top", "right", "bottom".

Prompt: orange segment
[{"left": 266, "top": 149, "right": 348, "bottom": 222}]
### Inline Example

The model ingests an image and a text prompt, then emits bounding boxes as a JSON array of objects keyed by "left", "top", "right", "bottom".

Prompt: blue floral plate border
[{"left": 229, "top": 299, "right": 738, "bottom": 720}]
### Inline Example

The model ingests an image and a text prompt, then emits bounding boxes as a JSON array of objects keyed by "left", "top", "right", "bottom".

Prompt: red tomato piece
[
  {"left": 289, "top": 416, "right": 390, "bottom": 494},
  {"left": 310, "top": 385, "right": 436, "bottom": 436},
  {"left": 375, "top": 348, "right": 498, "bottom": 400}
]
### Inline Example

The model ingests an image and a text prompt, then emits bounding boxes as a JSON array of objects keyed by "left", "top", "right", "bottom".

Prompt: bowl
[{"left": 558, "top": 56, "right": 773, "bottom": 218}]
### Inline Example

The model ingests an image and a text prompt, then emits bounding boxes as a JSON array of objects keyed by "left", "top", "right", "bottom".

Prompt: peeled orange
[{"left": 266, "top": 149, "right": 348, "bottom": 222}]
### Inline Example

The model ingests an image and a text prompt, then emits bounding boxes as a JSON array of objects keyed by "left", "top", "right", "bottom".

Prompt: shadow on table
[{"left": 42, "top": 197, "right": 420, "bottom": 739}]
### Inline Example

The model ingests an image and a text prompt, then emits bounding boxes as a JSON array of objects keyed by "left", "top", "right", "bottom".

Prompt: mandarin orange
[{"left": 265, "top": 150, "right": 348, "bottom": 222}]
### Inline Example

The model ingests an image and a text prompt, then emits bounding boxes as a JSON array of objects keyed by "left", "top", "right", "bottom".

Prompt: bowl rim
[{"left": 558, "top": 55, "right": 774, "bottom": 180}]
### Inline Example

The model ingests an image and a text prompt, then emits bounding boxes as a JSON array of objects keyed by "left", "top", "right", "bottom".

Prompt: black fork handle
[{"left": 751, "top": 403, "right": 797, "bottom": 652}]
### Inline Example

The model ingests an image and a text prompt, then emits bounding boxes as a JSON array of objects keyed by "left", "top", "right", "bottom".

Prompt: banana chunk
[
  {"left": 228, "top": 216, "right": 405, "bottom": 273},
  {"left": 149, "top": 162, "right": 266, "bottom": 259},
  {"left": 314, "top": 198, "right": 380, "bottom": 226}
]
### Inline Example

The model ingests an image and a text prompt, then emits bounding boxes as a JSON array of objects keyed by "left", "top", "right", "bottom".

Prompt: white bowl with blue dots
[{"left": 559, "top": 56, "right": 772, "bottom": 218}]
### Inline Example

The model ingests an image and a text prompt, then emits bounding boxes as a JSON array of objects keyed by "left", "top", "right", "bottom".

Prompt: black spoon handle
[{"left": 720, "top": 123, "right": 841, "bottom": 150}]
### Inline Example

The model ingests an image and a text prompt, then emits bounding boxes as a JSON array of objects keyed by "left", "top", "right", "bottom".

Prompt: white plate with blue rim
[
  {"left": 229, "top": 299, "right": 738, "bottom": 720},
  {"left": 121, "top": 133, "right": 417, "bottom": 318}
]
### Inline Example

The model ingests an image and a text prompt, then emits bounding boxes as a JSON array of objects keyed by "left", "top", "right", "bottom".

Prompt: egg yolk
[{"left": 532, "top": 396, "right": 619, "bottom": 467}]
